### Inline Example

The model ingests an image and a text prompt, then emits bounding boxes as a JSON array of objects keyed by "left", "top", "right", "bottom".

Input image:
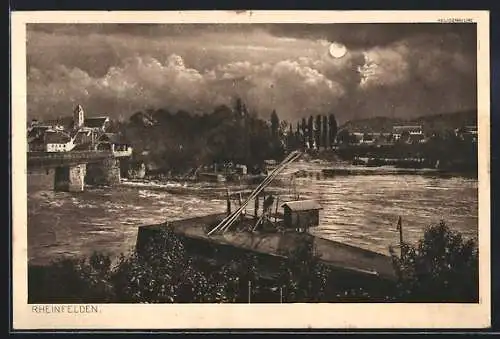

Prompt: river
[{"left": 27, "top": 161, "right": 478, "bottom": 265}]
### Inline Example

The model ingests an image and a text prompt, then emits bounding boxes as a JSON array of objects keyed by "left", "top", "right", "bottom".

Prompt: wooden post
[
  {"left": 274, "top": 196, "right": 279, "bottom": 222},
  {"left": 254, "top": 196, "right": 259, "bottom": 219},
  {"left": 248, "top": 280, "right": 251, "bottom": 303},
  {"left": 226, "top": 188, "right": 231, "bottom": 215},
  {"left": 397, "top": 216, "right": 404, "bottom": 257},
  {"left": 261, "top": 191, "right": 266, "bottom": 215},
  {"left": 238, "top": 192, "right": 247, "bottom": 218}
]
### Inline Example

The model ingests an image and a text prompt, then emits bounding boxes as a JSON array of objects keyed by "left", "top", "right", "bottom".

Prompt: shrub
[
  {"left": 277, "top": 237, "right": 332, "bottom": 302},
  {"left": 28, "top": 253, "right": 115, "bottom": 303},
  {"left": 389, "top": 221, "right": 479, "bottom": 302}
]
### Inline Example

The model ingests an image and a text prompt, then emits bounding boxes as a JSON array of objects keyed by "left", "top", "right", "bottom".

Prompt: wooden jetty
[{"left": 137, "top": 213, "right": 396, "bottom": 282}]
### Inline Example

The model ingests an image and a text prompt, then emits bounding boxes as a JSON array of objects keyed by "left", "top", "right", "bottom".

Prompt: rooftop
[
  {"left": 98, "top": 132, "right": 130, "bottom": 145},
  {"left": 28, "top": 134, "right": 45, "bottom": 145},
  {"left": 27, "top": 126, "right": 50, "bottom": 139},
  {"left": 72, "top": 142, "right": 93, "bottom": 151},
  {"left": 281, "top": 200, "right": 322, "bottom": 211},
  {"left": 393, "top": 125, "right": 423, "bottom": 131},
  {"left": 84, "top": 117, "right": 109, "bottom": 128},
  {"left": 44, "top": 131, "right": 71, "bottom": 144}
]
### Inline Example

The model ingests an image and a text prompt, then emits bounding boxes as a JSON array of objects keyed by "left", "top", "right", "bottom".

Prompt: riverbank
[{"left": 321, "top": 166, "right": 476, "bottom": 178}]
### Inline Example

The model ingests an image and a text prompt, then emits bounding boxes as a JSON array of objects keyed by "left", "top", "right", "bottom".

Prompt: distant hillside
[{"left": 340, "top": 110, "right": 477, "bottom": 134}]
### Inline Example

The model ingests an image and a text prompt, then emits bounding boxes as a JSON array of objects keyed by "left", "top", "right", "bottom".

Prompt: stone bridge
[{"left": 27, "top": 150, "right": 132, "bottom": 192}]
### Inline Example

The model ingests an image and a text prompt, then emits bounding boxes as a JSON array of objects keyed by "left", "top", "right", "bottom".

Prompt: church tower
[{"left": 73, "top": 104, "right": 85, "bottom": 129}]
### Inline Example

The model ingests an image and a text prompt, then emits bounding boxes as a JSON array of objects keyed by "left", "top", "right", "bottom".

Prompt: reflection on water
[{"left": 28, "top": 162, "right": 478, "bottom": 265}]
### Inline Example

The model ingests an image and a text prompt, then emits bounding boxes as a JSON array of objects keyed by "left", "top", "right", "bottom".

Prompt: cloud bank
[{"left": 26, "top": 23, "right": 477, "bottom": 123}]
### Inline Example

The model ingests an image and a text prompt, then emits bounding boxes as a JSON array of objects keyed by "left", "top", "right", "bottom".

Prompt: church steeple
[{"left": 73, "top": 104, "right": 85, "bottom": 129}]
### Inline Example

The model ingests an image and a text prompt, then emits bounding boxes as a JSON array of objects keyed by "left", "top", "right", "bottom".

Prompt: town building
[
  {"left": 27, "top": 132, "right": 47, "bottom": 152},
  {"left": 96, "top": 133, "right": 133, "bottom": 156},
  {"left": 455, "top": 125, "right": 478, "bottom": 142},
  {"left": 43, "top": 130, "right": 76, "bottom": 152},
  {"left": 392, "top": 125, "right": 423, "bottom": 142},
  {"left": 73, "top": 104, "right": 110, "bottom": 132},
  {"left": 27, "top": 104, "right": 112, "bottom": 152}
]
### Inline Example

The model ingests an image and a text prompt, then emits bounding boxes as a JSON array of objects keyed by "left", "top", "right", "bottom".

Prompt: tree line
[
  {"left": 115, "top": 98, "right": 339, "bottom": 175},
  {"left": 270, "top": 110, "right": 339, "bottom": 151},
  {"left": 118, "top": 98, "right": 284, "bottom": 175}
]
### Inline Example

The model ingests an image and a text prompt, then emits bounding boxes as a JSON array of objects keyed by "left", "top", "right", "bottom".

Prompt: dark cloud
[
  {"left": 26, "top": 23, "right": 477, "bottom": 123},
  {"left": 28, "top": 23, "right": 266, "bottom": 38},
  {"left": 266, "top": 23, "right": 476, "bottom": 50},
  {"left": 29, "top": 22, "right": 476, "bottom": 50}
]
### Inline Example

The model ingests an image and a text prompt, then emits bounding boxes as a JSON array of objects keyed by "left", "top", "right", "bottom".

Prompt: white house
[
  {"left": 44, "top": 130, "right": 75, "bottom": 152},
  {"left": 392, "top": 125, "right": 423, "bottom": 141}
]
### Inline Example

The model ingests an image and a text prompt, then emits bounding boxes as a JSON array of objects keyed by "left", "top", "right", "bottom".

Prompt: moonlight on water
[{"left": 329, "top": 42, "right": 347, "bottom": 58}]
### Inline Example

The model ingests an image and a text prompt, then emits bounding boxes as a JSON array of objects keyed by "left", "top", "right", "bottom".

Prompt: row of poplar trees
[{"left": 270, "top": 110, "right": 339, "bottom": 150}]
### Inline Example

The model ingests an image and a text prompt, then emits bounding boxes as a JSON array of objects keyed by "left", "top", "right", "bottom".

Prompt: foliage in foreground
[
  {"left": 389, "top": 221, "right": 479, "bottom": 302},
  {"left": 29, "top": 222, "right": 478, "bottom": 303}
]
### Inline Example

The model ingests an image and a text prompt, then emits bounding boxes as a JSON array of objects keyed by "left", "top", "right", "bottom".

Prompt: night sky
[{"left": 26, "top": 23, "right": 477, "bottom": 123}]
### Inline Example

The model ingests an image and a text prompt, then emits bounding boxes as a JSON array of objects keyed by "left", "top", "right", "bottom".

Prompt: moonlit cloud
[{"left": 26, "top": 23, "right": 477, "bottom": 123}]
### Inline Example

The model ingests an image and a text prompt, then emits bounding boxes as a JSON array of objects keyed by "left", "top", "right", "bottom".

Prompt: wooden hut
[{"left": 281, "top": 200, "right": 322, "bottom": 233}]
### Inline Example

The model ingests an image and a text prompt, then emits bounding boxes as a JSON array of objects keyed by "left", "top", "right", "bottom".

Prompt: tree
[
  {"left": 293, "top": 121, "right": 300, "bottom": 150},
  {"left": 322, "top": 115, "right": 328, "bottom": 148},
  {"left": 287, "top": 123, "right": 295, "bottom": 150},
  {"left": 315, "top": 115, "right": 322, "bottom": 149},
  {"left": 300, "top": 118, "right": 307, "bottom": 147},
  {"left": 278, "top": 235, "right": 331, "bottom": 302},
  {"left": 112, "top": 227, "right": 192, "bottom": 303},
  {"left": 270, "top": 110, "right": 280, "bottom": 137},
  {"left": 400, "top": 130, "right": 410, "bottom": 144},
  {"left": 389, "top": 221, "right": 478, "bottom": 302},
  {"left": 336, "top": 129, "right": 350, "bottom": 145},
  {"left": 234, "top": 97, "right": 247, "bottom": 118},
  {"left": 328, "top": 114, "right": 338, "bottom": 147},
  {"left": 307, "top": 116, "right": 314, "bottom": 148}
]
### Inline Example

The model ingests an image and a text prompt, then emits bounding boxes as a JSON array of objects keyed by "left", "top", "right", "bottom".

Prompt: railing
[{"left": 27, "top": 150, "right": 115, "bottom": 168}]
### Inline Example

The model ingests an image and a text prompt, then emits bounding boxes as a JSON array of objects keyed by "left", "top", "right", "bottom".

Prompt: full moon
[{"left": 329, "top": 42, "right": 347, "bottom": 59}]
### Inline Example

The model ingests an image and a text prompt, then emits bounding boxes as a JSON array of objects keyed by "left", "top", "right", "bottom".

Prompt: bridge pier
[
  {"left": 85, "top": 158, "right": 121, "bottom": 186},
  {"left": 54, "top": 164, "right": 87, "bottom": 192}
]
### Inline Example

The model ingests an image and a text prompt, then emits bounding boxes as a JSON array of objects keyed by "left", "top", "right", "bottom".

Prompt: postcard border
[{"left": 11, "top": 10, "right": 491, "bottom": 330}]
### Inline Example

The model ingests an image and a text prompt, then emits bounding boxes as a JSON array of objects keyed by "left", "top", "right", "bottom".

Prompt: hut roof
[{"left": 281, "top": 200, "right": 322, "bottom": 211}]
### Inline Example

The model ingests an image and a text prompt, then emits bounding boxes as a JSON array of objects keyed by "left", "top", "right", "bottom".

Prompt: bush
[
  {"left": 389, "top": 221, "right": 478, "bottom": 302},
  {"left": 28, "top": 253, "right": 115, "bottom": 303},
  {"left": 277, "top": 237, "right": 332, "bottom": 302},
  {"left": 29, "top": 228, "right": 251, "bottom": 304},
  {"left": 29, "top": 221, "right": 478, "bottom": 303}
]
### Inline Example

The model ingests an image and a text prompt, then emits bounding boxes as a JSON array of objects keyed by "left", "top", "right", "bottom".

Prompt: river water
[{"left": 27, "top": 161, "right": 478, "bottom": 265}]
